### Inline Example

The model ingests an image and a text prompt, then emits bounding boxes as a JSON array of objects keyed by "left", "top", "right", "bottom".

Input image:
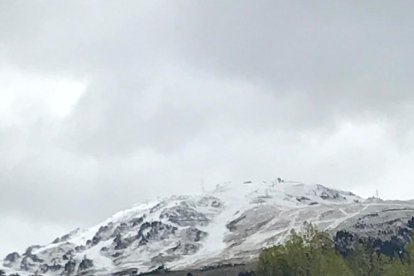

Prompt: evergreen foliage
[
  {"left": 257, "top": 223, "right": 351, "bottom": 275},
  {"left": 257, "top": 222, "right": 414, "bottom": 276}
]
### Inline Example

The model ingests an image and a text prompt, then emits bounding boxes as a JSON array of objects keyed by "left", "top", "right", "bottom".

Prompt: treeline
[
  {"left": 257, "top": 222, "right": 414, "bottom": 276},
  {"left": 2, "top": 220, "right": 414, "bottom": 276}
]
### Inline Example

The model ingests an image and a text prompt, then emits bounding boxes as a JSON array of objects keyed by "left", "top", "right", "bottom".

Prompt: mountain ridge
[{"left": 2, "top": 180, "right": 414, "bottom": 275}]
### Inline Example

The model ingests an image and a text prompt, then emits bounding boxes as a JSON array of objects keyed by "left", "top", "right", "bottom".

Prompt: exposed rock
[
  {"left": 137, "top": 221, "right": 177, "bottom": 246},
  {"left": 129, "top": 216, "right": 144, "bottom": 227},
  {"left": 75, "top": 245, "right": 85, "bottom": 252},
  {"left": 3, "top": 252, "right": 20, "bottom": 267},
  {"left": 408, "top": 216, "right": 414, "bottom": 228},
  {"left": 160, "top": 202, "right": 210, "bottom": 227},
  {"left": 111, "top": 223, "right": 129, "bottom": 238},
  {"left": 91, "top": 223, "right": 114, "bottom": 246},
  {"left": 4, "top": 181, "right": 414, "bottom": 276},
  {"left": 63, "top": 259, "right": 76, "bottom": 275},
  {"left": 184, "top": 227, "right": 207, "bottom": 242},
  {"left": 150, "top": 202, "right": 167, "bottom": 214},
  {"left": 52, "top": 228, "right": 81, "bottom": 244},
  {"left": 227, "top": 215, "right": 247, "bottom": 232},
  {"left": 113, "top": 233, "right": 135, "bottom": 250},
  {"left": 43, "top": 263, "right": 62, "bottom": 272},
  {"left": 20, "top": 247, "right": 44, "bottom": 271},
  {"left": 78, "top": 256, "right": 93, "bottom": 271}
]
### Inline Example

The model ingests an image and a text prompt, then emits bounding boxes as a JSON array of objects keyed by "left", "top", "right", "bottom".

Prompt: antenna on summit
[{"left": 375, "top": 189, "right": 379, "bottom": 198}]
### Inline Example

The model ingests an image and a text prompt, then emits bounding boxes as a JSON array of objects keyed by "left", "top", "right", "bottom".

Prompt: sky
[{"left": 0, "top": 0, "right": 414, "bottom": 256}]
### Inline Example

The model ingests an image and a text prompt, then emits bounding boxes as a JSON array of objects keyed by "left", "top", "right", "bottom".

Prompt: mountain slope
[{"left": 3, "top": 180, "right": 414, "bottom": 275}]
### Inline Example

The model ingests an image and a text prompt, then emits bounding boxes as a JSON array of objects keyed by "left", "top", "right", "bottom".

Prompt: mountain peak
[{"left": 3, "top": 181, "right": 413, "bottom": 276}]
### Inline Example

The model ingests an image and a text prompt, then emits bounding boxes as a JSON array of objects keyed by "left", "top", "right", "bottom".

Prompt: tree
[
  {"left": 257, "top": 223, "right": 352, "bottom": 276},
  {"left": 381, "top": 233, "right": 414, "bottom": 276}
]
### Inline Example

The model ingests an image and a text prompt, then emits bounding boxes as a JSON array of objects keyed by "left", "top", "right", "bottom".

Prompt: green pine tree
[{"left": 257, "top": 223, "right": 352, "bottom": 276}]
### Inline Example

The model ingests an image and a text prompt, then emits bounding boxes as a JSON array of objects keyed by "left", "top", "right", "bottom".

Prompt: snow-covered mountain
[{"left": 3, "top": 180, "right": 414, "bottom": 275}]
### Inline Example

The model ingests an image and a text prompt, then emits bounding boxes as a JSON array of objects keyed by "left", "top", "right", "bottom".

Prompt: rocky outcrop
[
  {"left": 63, "top": 259, "right": 76, "bottom": 275},
  {"left": 78, "top": 256, "right": 94, "bottom": 272},
  {"left": 3, "top": 181, "right": 414, "bottom": 276},
  {"left": 3, "top": 252, "right": 20, "bottom": 268},
  {"left": 137, "top": 221, "right": 178, "bottom": 246},
  {"left": 160, "top": 202, "right": 210, "bottom": 226},
  {"left": 90, "top": 223, "right": 115, "bottom": 246}
]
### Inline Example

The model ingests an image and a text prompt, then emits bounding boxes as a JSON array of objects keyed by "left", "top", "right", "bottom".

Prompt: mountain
[{"left": 2, "top": 180, "right": 414, "bottom": 275}]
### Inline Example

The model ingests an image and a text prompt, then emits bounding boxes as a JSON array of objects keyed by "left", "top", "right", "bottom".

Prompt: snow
[{"left": 4, "top": 179, "right": 414, "bottom": 275}]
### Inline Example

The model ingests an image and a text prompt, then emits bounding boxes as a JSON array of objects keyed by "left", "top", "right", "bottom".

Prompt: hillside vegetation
[{"left": 257, "top": 222, "right": 414, "bottom": 276}]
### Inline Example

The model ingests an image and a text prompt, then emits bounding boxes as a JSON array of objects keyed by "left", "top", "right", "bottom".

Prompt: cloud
[{"left": 0, "top": 0, "right": 414, "bottom": 255}]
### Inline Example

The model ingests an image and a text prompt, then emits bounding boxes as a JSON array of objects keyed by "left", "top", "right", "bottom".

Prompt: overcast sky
[{"left": 1, "top": 0, "right": 414, "bottom": 256}]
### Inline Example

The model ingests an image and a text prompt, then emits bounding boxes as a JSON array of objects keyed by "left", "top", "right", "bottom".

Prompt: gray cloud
[{"left": 0, "top": 0, "right": 414, "bottom": 256}]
